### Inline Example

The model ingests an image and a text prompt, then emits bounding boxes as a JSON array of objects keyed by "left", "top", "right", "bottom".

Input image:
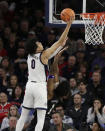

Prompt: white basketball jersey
[{"left": 27, "top": 53, "right": 48, "bottom": 82}]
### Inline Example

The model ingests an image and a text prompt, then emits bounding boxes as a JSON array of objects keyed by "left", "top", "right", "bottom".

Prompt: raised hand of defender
[
  {"left": 54, "top": 46, "right": 68, "bottom": 63},
  {"left": 53, "top": 46, "right": 68, "bottom": 81}
]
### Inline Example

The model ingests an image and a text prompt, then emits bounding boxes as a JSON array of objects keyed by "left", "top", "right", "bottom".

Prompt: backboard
[{"left": 45, "top": 0, "right": 105, "bottom": 27}]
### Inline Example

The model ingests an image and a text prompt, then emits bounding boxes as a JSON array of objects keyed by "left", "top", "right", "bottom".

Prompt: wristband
[{"left": 48, "top": 75, "right": 55, "bottom": 79}]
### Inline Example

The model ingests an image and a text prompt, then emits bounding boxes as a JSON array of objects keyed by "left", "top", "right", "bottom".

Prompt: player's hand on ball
[{"left": 67, "top": 15, "right": 75, "bottom": 24}]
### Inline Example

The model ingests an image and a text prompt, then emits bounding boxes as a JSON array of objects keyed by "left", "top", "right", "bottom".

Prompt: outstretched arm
[
  {"left": 49, "top": 37, "right": 68, "bottom": 59},
  {"left": 53, "top": 46, "right": 68, "bottom": 84},
  {"left": 47, "top": 47, "right": 68, "bottom": 100},
  {"left": 41, "top": 18, "right": 74, "bottom": 64}
]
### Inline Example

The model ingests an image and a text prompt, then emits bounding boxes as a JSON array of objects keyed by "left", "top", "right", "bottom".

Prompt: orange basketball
[{"left": 60, "top": 8, "right": 75, "bottom": 22}]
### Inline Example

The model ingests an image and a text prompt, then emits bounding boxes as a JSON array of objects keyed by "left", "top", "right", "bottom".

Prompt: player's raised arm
[{"left": 41, "top": 18, "right": 74, "bottom": 65}]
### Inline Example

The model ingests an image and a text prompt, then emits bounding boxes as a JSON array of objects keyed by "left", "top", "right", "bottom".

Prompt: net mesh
[{"left": 81, "top": 13, "right": 105, "bottom": 45}]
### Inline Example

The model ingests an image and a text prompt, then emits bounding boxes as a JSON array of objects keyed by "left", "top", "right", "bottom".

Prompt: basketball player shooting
[{"left": 16, "top": 12, "right": 75, "bottom": 131}]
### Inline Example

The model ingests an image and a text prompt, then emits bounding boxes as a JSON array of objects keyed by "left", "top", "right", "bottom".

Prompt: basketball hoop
[{"left": 81, "top": 12, "right": 105, "bottom": 45}]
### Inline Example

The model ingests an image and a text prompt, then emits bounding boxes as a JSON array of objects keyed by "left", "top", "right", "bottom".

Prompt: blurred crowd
[{"left": 0, "top": 0, "right": 105, "bottom": 131}]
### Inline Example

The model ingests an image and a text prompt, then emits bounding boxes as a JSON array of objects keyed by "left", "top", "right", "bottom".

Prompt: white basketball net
[{"left": 81, "top": 13, "right": 105, "bottom": 45}]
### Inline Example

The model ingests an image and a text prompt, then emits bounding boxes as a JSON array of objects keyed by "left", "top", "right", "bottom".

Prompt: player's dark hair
[{"left": 25, "top": 38, "right": 38, "bottom": 55}]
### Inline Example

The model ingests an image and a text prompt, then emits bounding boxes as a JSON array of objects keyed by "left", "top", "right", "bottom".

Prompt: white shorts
[{"left": 22, "top": 81, "right": 47, "bottom": 110}]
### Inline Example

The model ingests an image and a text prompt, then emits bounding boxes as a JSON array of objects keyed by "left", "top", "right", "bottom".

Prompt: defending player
[{"left": 16, "top": 18, "right": 74, "bottom": 131}]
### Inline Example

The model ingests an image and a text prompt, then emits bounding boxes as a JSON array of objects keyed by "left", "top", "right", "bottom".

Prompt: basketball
[{"left": 60, "top": 8, "right": 75, "bottom": 22}]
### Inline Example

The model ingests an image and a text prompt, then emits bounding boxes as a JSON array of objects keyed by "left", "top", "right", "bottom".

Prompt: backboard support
[{"left": 45, "top": 0, "right": 105, "bottom": 27}]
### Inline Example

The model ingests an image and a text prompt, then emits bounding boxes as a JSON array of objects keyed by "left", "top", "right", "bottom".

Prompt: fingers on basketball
[{"left": 60, "top": 8, "right": 75, "bottom": 22}]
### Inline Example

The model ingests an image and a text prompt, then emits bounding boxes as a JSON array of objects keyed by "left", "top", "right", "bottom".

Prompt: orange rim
[
  {"left": 81, "top": 12, "right": 105, "bottom": 25},
  {"left": 81, "top": 12, "right": 105, "bottom": 19}
]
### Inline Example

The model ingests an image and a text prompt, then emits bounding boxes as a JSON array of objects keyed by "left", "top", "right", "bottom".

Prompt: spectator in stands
[
  {"left": 50, "top": 103, "right": 73, "bottom": 126},
  {"left": 34, "top": 21, "right": 45, "bottom": 42},
  {"left": 0, "top": 57, "right": 12, "bottom": 76},
  {"left": 75, "top": 50, "right": 86, "bottom": 66},
  {"left": 18, "top": 19, "right": 29, "bottom": 39},
  {"left": 77, "top": 80, "right": 93, "bottom": 107},
  {"left": 14, "top": 59, "right": 28, "bottom": 86},
  {"left": 0, "top": 67, "right": 9, "bottom": 91},
  {"left": 87, "top": 98, "right": 105, "bottom": 130},
  {"left": 9, "top": 75, "right": 18, "bottom": 90},
  {"left": 67, "top": 94, "right": 88, "bottom": 130},
  {"left": 48, "top": 111, "right": 75, "bottom": 131},
  {"left": 62, "top": 55, "right": 77, "bottom": 80},
  {"left": 33, "top": 9, "right": 44, "bottom": 24},
  {"left": 46, "top": 30, "right": 57, "bottom": 48},
  {"left": 14, "top": 47, "right": 26, "bottom": 63},
  {"left": 76, "top": 39, "right": 86, "bottom": 52},
  {"left": 64, "top": 37, "right": 77, "bottom": 55},
  {"left": 0, "top": 105, "right": 19, "bottom": 131},
  {"left": 28, "top": 31, "right": 36, "bottom": 39},
  {"left": 69, "top": 78, "right": 79, "bottom": 96},
  {"left": 11, "top": 85, "right": 24, "bottom": 108},
  {"left": 78, "top": 62, "right": 89, "bottom": 82},
  {"left": 5, "top": 74, "right": 18, "bottom": 100},
  {"left": 17, "top": 38, "right": 26, "bottom": 48},
  {"left": 87, "top": 71, "right": 105, "bottom": 103},
  {"left": 0, "top": 92, "right": 12, "bottom": 127},
  {"left": 75, "top": 71, "right": 84, "bottom": 83},
  {"left": 2, "top": 116, "right": 17, "bottom": 131},
  {"left": 90, "top": 65, "right": 102, "bottom": 79},
  {"left": 6, "top": 33, "right": 17, "bottom": 61},
  {"left": 0, "top": 1, "right": 15, "bottom": 23}
]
